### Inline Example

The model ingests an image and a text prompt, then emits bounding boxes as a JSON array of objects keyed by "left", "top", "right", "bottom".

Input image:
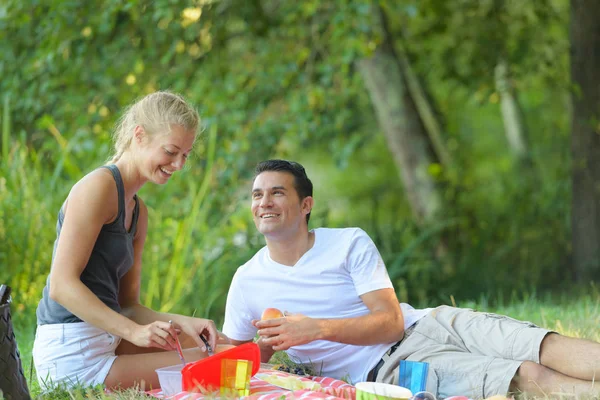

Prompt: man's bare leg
[
  {"left": 511, "top": 361, "right": 599, "bottom": 397},
  {"left": 539, "top": 333, "right": 600, "bottom": 380}
]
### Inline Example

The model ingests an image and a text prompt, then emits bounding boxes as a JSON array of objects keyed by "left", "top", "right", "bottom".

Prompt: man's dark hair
[{"left": 254, "top": 159, "right": 313, "bottom": 223}]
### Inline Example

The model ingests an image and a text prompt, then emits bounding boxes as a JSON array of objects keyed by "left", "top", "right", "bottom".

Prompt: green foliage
[
  {"left": 0, "top": 0, "right": 577, "bottom": 316},
  {"left": 394, "top": 0, "right": 570, "bottom": 91},
  {"left": 0, "top": 118, "right": 65, "bottom": 324}
]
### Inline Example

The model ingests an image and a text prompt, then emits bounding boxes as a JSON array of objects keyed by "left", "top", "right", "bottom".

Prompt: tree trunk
[
  {"left": 494, "top": 59, "right": 530, "bottom": 160},
  {"left": 394, "top": 40, "right": 453, "bottom": 169},
  {"left": 359, "top": 5, "right": 454, "bottom": 275},
  {"left": 570, "top": 0, "right": 600, "bottom": 281},
  {"left": 359, "top": 49, "right": 442, "bottom": 226}
]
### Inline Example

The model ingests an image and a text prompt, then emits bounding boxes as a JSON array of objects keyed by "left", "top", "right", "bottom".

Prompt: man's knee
[
  {"left": 540, "top": 331, "right": 560, "bottom": 348},
  {"left": 510, "top": 361, "right": 547, "bottom": 391},
  {"left": 538, "top": 332, "right": 559, "bottom": 361}
]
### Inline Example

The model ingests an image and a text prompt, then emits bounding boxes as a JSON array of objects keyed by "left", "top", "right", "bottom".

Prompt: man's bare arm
[{"left": 256, "top": 288, "right": 403, "bottom": 351}]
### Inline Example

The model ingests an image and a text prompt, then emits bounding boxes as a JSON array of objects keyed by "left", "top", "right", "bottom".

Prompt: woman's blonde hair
[{"left": 109, "top": 91, "right": 200, "bottom": 163}]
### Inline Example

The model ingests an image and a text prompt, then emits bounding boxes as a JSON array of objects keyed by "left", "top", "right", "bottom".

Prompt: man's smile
[{"left": 260, "top": 213, "right": 280, "bottom": 219}]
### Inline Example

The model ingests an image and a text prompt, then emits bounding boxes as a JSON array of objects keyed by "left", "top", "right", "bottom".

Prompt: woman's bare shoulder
[{"left": 63, "top": 167, "right": 119, "bottom": 223}]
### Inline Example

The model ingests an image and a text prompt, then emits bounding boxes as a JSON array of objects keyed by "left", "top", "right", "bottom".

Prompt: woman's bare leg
[
  {"left": 105, "top": 346, "right": 208, "bottom": 390},
  {"left": 107, "top": 336, "right": 236, "bottom": 390}
]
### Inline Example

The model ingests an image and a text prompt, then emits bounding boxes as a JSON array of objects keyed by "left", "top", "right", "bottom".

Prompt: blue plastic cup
[{"left": 398, "top": 360, "right": 429, "bottom": 394}]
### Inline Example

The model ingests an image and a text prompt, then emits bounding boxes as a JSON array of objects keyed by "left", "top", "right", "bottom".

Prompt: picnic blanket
[{"left": 147, "top": 368, "right": 356, "bottom": 400}]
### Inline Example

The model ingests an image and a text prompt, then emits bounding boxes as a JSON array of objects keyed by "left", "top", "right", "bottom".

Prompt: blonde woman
[{"left": 33, "top": 92, "right": 223, "bottom": 391}]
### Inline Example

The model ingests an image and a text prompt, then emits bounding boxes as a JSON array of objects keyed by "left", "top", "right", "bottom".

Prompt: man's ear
[{"left": 302, "top": 196, "right": 314, "bottom": 216}]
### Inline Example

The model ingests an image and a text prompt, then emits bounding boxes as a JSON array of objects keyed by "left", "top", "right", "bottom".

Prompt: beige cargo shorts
[{"left": 375, "top": 305, "right": 551, "bottom": 399}]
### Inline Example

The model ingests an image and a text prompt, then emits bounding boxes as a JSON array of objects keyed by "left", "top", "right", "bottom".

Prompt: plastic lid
[{"left": 181, "top": 342, "right": 261, "bottom": 392}]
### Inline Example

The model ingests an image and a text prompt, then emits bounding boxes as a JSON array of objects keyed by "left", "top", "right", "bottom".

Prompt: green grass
[{"left": 10, "top": 289, "right": 600, "bottom": 399}]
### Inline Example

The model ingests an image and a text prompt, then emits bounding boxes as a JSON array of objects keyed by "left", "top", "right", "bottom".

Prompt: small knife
[{"left": 200, "top": 334, "right": 214, "bottom": 356}]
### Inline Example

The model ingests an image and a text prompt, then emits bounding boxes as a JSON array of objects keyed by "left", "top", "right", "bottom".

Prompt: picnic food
[
  {"left": 273, "top": 364, "right": 309, "bottom": 375},
  {"left": 261, "top": 307, "right": 284, "bottom": 320},
  {"left": 256, "top": 373, "right": 321, "bottom": 391}
]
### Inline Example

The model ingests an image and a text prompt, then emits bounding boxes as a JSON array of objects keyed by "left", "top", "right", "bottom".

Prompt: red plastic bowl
[{"left": 181, "top": 342, "right": 261, "bottom": 392}]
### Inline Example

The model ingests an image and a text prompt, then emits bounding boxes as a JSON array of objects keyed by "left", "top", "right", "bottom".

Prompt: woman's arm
[{"left": 49, "top": 171, "right": 175, "bottom": 350}]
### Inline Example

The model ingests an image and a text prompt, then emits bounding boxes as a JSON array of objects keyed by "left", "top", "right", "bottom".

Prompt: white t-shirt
[{"left": 222, "top": 227, "right": 431, "bottom": 384}]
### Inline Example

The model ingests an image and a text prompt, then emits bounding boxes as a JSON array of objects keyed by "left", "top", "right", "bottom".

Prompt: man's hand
[{"left": 253, "top": 312, "right": 321, "bottom": 351}]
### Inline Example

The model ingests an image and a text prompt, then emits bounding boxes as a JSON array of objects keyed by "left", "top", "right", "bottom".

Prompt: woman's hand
[
  {"left": 128, "top": 320, "right": 178, "bottom": 351},
  {"left": 174, "top": 316, "right": 219, "bottom": 351}
]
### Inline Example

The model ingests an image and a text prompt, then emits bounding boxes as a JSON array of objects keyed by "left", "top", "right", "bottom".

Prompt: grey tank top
[{"left": 36, "top": 164, "right": 139, "bottom": 324}]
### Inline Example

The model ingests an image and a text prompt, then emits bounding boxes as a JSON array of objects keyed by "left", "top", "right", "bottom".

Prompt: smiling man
[
  {"left": 224, "top": 159, "right": 407, "bottom": 385},
  {"left": 222, "top": 159, "right": 600, "bottom": 399}
]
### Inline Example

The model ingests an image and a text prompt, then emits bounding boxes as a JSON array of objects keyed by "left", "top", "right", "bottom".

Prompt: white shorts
[{"left": 33, "top": 322, "right": 121, "bottom": 389}]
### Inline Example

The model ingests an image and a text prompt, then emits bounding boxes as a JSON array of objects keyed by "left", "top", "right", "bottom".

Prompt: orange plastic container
[{"left": 181, "top": 342, "right": 261, "bottom": 392}]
